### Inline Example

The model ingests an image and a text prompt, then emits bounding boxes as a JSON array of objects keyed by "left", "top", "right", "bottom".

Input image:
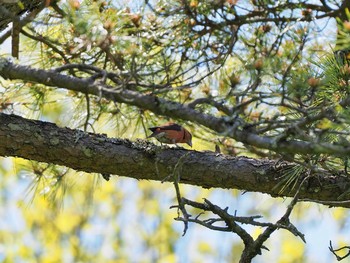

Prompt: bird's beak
[{"left": 187, "top": 141, "right": 192, "bottom": 147}]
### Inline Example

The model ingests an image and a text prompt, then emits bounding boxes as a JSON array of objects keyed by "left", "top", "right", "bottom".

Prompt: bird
[{"left": 148, "top": 123, "right": 192, "bottom": 147}]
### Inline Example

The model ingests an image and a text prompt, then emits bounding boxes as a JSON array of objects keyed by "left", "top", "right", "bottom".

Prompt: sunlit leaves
[
  {"left": 279, "top": 236, "right": 305, "bottom": 263},
  {"left": 55, "top": 211, "right": 83, "bottom": 233}
]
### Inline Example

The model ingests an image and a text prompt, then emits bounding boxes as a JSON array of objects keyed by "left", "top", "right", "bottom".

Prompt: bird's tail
[{"left": 147, "top": 133, "right": 156, "bottom": 138}]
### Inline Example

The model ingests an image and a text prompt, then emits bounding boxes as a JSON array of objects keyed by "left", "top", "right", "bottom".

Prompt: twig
[
  {"left": 171, "top": 152, "right": 191, "bottom": 236},
  {"left": 84, "top": 93, "right": 90, "bottom": 132},
  {"left": 329, "top": 240, "right": 350, "bottom": 261}
]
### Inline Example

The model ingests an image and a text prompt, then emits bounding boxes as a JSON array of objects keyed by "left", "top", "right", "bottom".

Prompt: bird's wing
[{"left": 158, "top": 123, "right": 182, "bottom": 131}]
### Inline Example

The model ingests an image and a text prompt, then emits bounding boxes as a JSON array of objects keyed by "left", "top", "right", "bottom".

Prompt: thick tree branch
[{"left": 1, "top": 113, "right": 350, "bottom": 208}]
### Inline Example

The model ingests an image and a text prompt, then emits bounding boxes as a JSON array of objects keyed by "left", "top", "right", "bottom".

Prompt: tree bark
[{"left": 1, "top": 113, "right": 350, "bottom": 208}]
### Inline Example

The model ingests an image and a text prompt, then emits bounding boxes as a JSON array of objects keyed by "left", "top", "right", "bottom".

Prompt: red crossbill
[{"left": 148, "top": 123, "right": 192, "bottom": 147}]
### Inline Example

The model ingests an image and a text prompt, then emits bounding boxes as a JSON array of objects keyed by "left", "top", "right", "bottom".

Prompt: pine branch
[{"left": 2, "top": 60, "right": 350, "bottom": 156}]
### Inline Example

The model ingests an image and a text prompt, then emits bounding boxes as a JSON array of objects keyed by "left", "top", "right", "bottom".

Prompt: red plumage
[{"left": 148, "top": 123, "right": 192, "bottom": 147}]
